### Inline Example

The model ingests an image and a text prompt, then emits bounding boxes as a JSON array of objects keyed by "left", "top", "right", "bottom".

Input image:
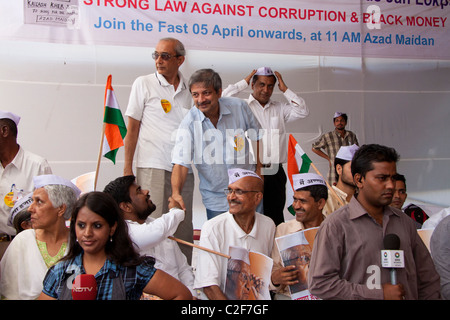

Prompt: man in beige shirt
[
  {"left": 308, "top": 144, "right": 441, "bottom": 300},
  {"left": 323, "top": 144, "right": 358, "bottom": 216},
  {"left": 270, "top": 173, "right": 327, "bottom": 299}
]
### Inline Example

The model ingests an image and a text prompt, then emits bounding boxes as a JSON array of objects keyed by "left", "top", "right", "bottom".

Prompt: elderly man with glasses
[
  {"left": 123, "top": 37, "right": 195, "bottom": 264},
  {"left": 193, "top": 168, "right": 275, "bottom": 300}
]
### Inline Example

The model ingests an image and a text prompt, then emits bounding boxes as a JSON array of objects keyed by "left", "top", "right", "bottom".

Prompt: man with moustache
[
  {"left": 222, "top": 67, "right": 309, "bottom": 226},
  {"left": 270, "top": 173, "right": 327, "bottom": 300},
  {"left": 124, "top": 37, "right": 194, "bottom": 263},
  {"left": 103, "top": 175, "right": 195, "bottom": 294},
  {"left": 308, "top": 144, "right": 441, "bottom": 300},
  {"left": 323, "top": 144, "right": 359, "bottom": 216},
  {"left": 312, "top": 112, "right": 359, "bottom": 186},
  {"left": 171, "top": 69, "right": 262, "bottom": 220},
  {"left": 193, "top": 168, "right": 275, "bottom": 300}
]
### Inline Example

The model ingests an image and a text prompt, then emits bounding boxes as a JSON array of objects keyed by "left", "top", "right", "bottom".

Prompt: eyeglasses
[
  {"left": 152, "top": 52, "right": 180, "bottom": 61},
  {"left": 224, "top": 188, "right": 260, "bottom": 196}
]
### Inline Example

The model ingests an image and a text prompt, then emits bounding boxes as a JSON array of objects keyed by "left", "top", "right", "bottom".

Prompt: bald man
[{"left": 194, "top": 168, "right": 275, "bottom": 300}]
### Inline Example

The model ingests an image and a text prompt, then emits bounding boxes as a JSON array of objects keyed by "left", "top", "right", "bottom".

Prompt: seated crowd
[{"left": 0, "top": 144, "right": 446, "bottom": 300}]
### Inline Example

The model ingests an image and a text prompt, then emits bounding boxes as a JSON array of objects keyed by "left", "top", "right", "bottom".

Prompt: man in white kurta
[
  {"left": 127, "top": 217, "right": 195, "bottom": 295},
  {"left": 221, "top": 68, "right": 308, "bottom": 226},
  {"left": 0, "top": 111, "right": 52, "bottom": 237},
  {"left": 194, "top": 169, "right": 275, "bottom": 299},
  {"left": 103, "top": 175, "right": 195, "bottom": 294}
]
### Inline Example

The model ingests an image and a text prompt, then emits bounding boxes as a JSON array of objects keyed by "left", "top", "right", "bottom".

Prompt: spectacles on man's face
[
  {"left": 224, "top": 188, "right": 260, "bottom": 196},
  {"left": 152, "top": 51, "right": 180, "bottom": 61}
]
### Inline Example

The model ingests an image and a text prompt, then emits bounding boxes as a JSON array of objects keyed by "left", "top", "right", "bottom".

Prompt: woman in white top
[{"left": 0, "top": 175, "right": 79, "bottom": 299}]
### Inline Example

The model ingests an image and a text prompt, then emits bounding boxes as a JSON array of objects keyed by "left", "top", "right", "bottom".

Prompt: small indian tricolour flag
[
  {"left": 286, "top": 134, "right": 312, "bottom": 215},
  {"left": 102, "top": 75, "right": 127, "bottom": 164}
]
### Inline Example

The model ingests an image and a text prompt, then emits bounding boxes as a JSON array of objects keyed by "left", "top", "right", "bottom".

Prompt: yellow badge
[
  {"left": 234, "top": 135, "right": 244, "bottom": 152},
  {"left": 161, "top": 99, "right": 172, "bottom": 113},
  {"left": 4, "top": 192, "right": 14, "bottom": 208}
]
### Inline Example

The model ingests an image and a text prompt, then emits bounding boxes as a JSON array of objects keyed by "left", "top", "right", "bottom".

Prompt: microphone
[
  {"left": 381, "top": 234, "right": 404, "bottom": 285},
  {"left": 72, "top": 274, "right": 97, "bottom": 300}
]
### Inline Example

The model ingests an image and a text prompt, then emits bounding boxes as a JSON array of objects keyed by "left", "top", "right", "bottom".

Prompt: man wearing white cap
[
  {"left": 270, "top": 173, "right": 328, "bottom": 300},
  {"left": 8, "top": 192, "right": 33, "bottom": 234},
  {"left": 193, "top": 168, "right": 275, "bottom": 300},
  {"left": 0, "top": 174, "right": 79, "bottom": 299},
  {"left": 312, "top": 112, "right": 359, "bottom": 186},
  {"left": 323, "top": 144, "right": 359, "bottom": 216},
  {"left": 222, "top": 67, "right": 309, "bottom": 226},
  {"left": 0, "top": 111, "right": 52, "bottom": 257}
]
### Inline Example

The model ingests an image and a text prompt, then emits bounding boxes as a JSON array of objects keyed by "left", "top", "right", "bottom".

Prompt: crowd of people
[{"left": 0, "top": 37, "right": 447, "bottom": 300}]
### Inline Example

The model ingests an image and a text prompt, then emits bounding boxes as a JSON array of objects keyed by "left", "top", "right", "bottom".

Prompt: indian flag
[
  {"left": 102, "top": 75, "right": 127, "bottom": 164},
  {"left": 286, "top": 134, "right": 312, "bottom": 215}
]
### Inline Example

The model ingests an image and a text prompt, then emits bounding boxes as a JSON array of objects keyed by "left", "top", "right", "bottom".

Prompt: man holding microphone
[{"left": 308, "top": 144, "right": 441, "bottom": 300}]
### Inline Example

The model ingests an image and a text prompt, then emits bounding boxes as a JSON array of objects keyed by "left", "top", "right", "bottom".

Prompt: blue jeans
[{"left": 206, "top": 209, "right": 225, "bottom": 220}]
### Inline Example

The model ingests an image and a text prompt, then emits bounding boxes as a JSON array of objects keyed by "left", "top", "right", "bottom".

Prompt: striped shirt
[{"left": 312, "top": 129, "right": 359, "bottom": 185}]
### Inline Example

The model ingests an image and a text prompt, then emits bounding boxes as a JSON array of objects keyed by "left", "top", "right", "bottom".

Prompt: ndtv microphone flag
[
  {"left": 102, "top": 75, "right": 127, "bottom": 164},
  {"left": 286, "top": 135, "right": 312, "bottom": 215}
]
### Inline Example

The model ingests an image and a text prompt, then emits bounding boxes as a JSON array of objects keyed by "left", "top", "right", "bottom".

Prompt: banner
[{"left": 1, "top": 1, "right": 449, "bottom": 59}]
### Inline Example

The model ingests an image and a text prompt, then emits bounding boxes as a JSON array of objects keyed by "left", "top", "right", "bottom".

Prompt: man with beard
[
  {"left": 312, "top": 112, "right": 359, "bottom": 186},
  {"left": 103, "top": 176, "right": 195, "bottom": 295},
  {"left": 323, "top": 144, "right": 359, "bottom": 216},
  {"left": 270, "top": 173, "right": 327, "bottom": 300},
  {"left": 308, "top": 144, "right": 441, "bottom": 300}
]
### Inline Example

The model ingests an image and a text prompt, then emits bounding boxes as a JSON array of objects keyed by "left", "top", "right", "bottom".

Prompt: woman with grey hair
[{"left": 0, "top": 175, "right": 80, "bottom": 300}]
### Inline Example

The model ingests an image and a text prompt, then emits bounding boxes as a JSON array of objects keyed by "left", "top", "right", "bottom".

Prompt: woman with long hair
[{"left": 38, "top": 191, "right": 192, "bottom": 300}]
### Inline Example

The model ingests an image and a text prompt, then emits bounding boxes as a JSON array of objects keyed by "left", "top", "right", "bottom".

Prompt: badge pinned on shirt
[
  {"left": 3, "top": 184, "right": 26, "bottom": 208},
  {"left": 234, "top": 135, "right": 245, "bottom": 152},
  {"left": 161, "top": 99, "right": 172, "bottom": 113}
]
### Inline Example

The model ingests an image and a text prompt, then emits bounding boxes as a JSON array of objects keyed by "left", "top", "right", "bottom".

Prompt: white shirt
[
  {"left": 125, "top": 209, "right": 194, "bottom": 293},
  {"left": 125, "top": 71, "right": 193, "bottom": 171},
  {"left": 194, "top": 211, "right": 275, "bottom": 293},
  {"left": 0, "top": 147, "right": 52, "bottom": 235},
  {"left": 0, "top": 229, "right": 50, "bottom": 299},
  {"left": 222, "top": 79, "right": 309, "bottom": 164}
]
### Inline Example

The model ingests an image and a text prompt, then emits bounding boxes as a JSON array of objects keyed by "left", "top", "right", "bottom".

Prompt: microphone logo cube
[{"left": 381, "top": 250, "right": 404, "bottom": 268}]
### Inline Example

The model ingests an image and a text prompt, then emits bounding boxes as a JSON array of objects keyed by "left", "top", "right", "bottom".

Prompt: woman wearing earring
[{"left": 38, "top": 191, "right": 192, "bottom": 300}]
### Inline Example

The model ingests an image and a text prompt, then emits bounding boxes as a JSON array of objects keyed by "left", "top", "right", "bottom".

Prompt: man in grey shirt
[
  {"left": 308, "top": 144, "right": 441, "bottom": 300},
  {"left": 430, "top": 214, "right": 450, "bottom": 299}
]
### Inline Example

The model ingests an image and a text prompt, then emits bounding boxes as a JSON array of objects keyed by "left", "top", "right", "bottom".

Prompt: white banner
[{"left": 2, "top": 0, "right": 449, "bottom": 59}]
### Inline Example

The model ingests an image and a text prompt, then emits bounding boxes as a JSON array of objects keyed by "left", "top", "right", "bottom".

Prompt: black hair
[
  {"left": 103, "top": 175, "right": 136, "bottom": 205},
  {"left": 188, "top": 68, "right": 222, "bottom": 93},
  {"left": 351, "top": 144, "right": 400, "bottom": 179},
  {"left": 393, "top": 173, "right": 406, "bottom": 189},
  {"left": 62, "top": 191, "right": 143, "bottom": 267},
  {"left": 296, "top": 185, "right": 328, "bottom": 202}
]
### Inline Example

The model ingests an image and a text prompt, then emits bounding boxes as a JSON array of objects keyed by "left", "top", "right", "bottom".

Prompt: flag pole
[
  {"left": 94, "top": 75, "right": 112, "bottom": 191},
  {"left": 94, "top": 123, "right": 106, "bottom": 191},
  {"left": 310, "top": 162, "right": 345, "bottom": 207},
  {"left": 168, "top": 236, "right": 231, "bottom": 259}
]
